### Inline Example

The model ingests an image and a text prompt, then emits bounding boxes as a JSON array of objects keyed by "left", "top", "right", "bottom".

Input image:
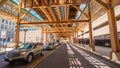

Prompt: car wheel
[
  {"left": 9, "top": 61, "right": 14, "bottom": 64},
  {"left": 27, "top": 54, "right": 33, "bottom": 63}
]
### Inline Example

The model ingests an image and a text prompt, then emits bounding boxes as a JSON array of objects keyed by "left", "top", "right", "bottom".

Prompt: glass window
[
  {"left": 12, "top": 27, "right": 14, "bottom": 31},
  {"left": 2, "top": 19, "right": 5, "bottom": 23},
  {"left": 8, "top": 26, "right": 11, "bottom": 30},
  {"left": 11, "top": 32, "right": 13, "bottom": 37},
  {"left": 9, "top": 21, "right": 11, "bottom": 25},
  {"left": 8, "top": 32, "right": 10, "bottom": 37},
  {"left": 11, "top": 22, "right": 13, "bottom": 26},
  {"left": 15, "top": 23, "right": 17, "bottom": 26},
  {"left": 13, "top": 22, "right": 14, "bottom": 26},
  {"left": 6, "top": 20, "right": 8, "bottom": 24},
  {"left": 13, "top": 32, "right": 15, "bottom": 36},
  {"left": 5, "top": 25, "right": 7, "bottom": 29},
  {"left": 1, "top": 24, "right": 4, "bottom": 29},
  {"left": 15, "top": 11, "right": 17, "bottom": 15},
  {"left": 18, "top": 44, "right": 33, "bottom": 49},
  {"left": 14, "top": 28, "right": 15, "bottom": 31}
]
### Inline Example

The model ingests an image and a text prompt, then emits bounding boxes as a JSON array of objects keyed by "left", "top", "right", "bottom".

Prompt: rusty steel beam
[
  {"left": 72, "top": 4, "right": 88, "bottom": 18},
  {"left": 94, "top": 0, "right": 109, "bottom": 10},
  {"left": 43, "top": 31, "right": 74, "bottom": 33},
  {"left": 0, "top": 0, "right": 8, "bottom": 7},
  {"left": 15, "top": 0, "right": 23, "bottom": 47},
  {"left": 21, "top": 20, "right": 89, "bottom": 24},
  {"left": 88, "top": 2, "right": 95, "bottom": 51}
]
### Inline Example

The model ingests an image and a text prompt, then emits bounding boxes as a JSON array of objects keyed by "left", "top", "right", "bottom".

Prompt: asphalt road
[
  {"left": 36, "top": 43, "right": 120, "bottom": 68},
  {"left": 0, "top": 43, "right": 119, "bottom": 68}
]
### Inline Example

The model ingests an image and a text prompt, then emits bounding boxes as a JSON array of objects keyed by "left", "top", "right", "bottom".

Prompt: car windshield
[{"left": 18, "top": 44, "right": 33, "bottom": 49}]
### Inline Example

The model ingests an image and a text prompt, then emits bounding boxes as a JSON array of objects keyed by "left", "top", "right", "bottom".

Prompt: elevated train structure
[
  {"left": 12, "top": 0, "right": 120, "bottom": 61},
  {"left": 0, "top": 0, "right": 120, "bottom": 67}
]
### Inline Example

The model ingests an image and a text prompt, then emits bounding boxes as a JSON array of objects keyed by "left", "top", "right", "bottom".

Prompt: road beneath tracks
[{"left": 0, "top": 43, "right": 119, "bottom": 68}]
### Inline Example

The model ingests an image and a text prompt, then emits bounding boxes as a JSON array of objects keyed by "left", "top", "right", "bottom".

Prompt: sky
[{"left": 76, "top": 4, "right": 87, "bottom": 19}]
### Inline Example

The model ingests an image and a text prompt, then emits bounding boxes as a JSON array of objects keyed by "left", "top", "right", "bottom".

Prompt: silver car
[{"left": 4, "top": 43, "right": 43, "bottom": 63}]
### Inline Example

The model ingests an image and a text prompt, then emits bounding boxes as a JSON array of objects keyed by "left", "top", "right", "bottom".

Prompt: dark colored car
[{"left": 4, "top": 43, "right": 43, "bottom": 63}]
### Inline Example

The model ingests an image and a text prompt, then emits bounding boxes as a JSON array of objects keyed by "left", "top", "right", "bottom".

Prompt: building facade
[
  {"left": 0, "top": 18, "right": 16, "bottom": 42},
  {"left": 0, "top": 0, "right": 41, "bottom": 43},
  {"left": 78, "top": 5, "right": 120, "bottom": 46},
  {"left": 19, "top": 30, "right": 42, "bottom": 43}
]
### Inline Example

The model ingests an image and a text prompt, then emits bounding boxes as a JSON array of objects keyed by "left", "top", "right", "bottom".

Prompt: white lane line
[
  {"left": 66, "top": 43, "right": 83, "bottom": 68},
  {"left": 76, "top": 58, "right": 81, "bottom": 65},
  {"left": 73, "top": 58, "right": 77, "bottom": 65},
  {"left": 70, "top": 44, "right": 111, "bottom": 68}
]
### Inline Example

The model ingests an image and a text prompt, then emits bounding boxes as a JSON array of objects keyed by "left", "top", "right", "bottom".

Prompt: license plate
[{"left": 9, "top": 58, "right": 13, "bottom": 61}]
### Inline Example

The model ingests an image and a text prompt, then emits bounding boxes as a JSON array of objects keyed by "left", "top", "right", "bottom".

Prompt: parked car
[
  {"left": 4, "top": 43, "right": 43, "bottom": 63},
  {"left": 43, "top": 43, "right": 55, "bottom": 50},
  {"left": 56, "top": 40, "right": 61, "bottom": 45},
  {"left": 0, "top": 41, "right": 11, "bottom": 47},
  {"left": 54, "top": 42, "right": 59, "bottom": 47}
]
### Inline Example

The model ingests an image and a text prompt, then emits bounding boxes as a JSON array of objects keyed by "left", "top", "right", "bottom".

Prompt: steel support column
[
  {"left": 77, "top": 31, "right": 79, "bottom": 45},
  {"left": 72, "top": 35, "right": 74, "bottom": 43},
  {"left": 88, "top": 3, "right": 95, "bottom": 51},
  {"left": 41, "top": 27, "right": 43, "bottom": 42},
  {"left": 76, "top": 28, "right": 78, "bottom": 44},
  {"left": 106, "top": 0, "right": 120, "bottom": 61},
  {"left": 71, "top": 33, "right": 73, "bottom": 43},
  {"left": 45, "top": 32, "right": 48, "bottom": 43},
  {"left": 15, "top": 0, "right": 23, "bottom": 47},
  {"left": 73, "top": 33, "right": 75, "bottom": 43},
  {"left": 74, "top": 32, "right": 76, "bottom": 44}
]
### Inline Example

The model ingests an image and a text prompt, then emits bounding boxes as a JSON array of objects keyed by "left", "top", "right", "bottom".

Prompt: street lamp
[{"left": 24, "top": 26, "right": 28, "bottom": 43}]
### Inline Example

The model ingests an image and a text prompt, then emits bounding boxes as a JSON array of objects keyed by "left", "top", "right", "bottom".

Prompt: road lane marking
[
  {"left": 27, "top": 45, "right": 61, "bottom": 68},
  {"left": 66, "top": 43, "right": 83, "bottom": 68},
  {"left": 70, "top": 44, "right": 111, "bottom": 68}
]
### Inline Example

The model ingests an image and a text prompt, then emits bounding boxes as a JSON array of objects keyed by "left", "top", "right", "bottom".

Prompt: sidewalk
[
  {"left": 0, "top": 48, "right": 13, "bottom": 54},
  {"left": 79, "top": 44, "right": 112, "bottom": 57},
  {"left": 73, "top": 43, "right": 120, "bottom": 64}
]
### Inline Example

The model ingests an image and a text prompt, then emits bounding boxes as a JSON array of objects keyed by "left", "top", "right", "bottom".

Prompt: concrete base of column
[
  {"left": 111, "top": 52, "right": 120, "bottom": 61},
  {"left": 89, "top": 46, "right": 95, "bottom": 52},
  {"left": 76, "top": 43, "right": 79, "bottom": 46}
]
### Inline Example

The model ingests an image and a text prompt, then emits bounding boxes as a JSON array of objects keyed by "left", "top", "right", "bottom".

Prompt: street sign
[{"left": 0, "top": 30, "right": 7, "bottom": 38}]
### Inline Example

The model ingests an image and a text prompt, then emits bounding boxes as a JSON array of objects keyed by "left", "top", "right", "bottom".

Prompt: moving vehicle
[{"left": 4, "top": 43, "right": 43, "bottom": 63}]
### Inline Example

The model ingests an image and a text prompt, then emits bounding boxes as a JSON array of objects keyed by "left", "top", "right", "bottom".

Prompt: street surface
[{"left": 0, "top": 43, "right": 119, "bottom": 68}]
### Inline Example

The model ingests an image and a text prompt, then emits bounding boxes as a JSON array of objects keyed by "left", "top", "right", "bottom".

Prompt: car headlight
[{"left": 20, "top": 52, "right": 27, "bottom": 55}]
